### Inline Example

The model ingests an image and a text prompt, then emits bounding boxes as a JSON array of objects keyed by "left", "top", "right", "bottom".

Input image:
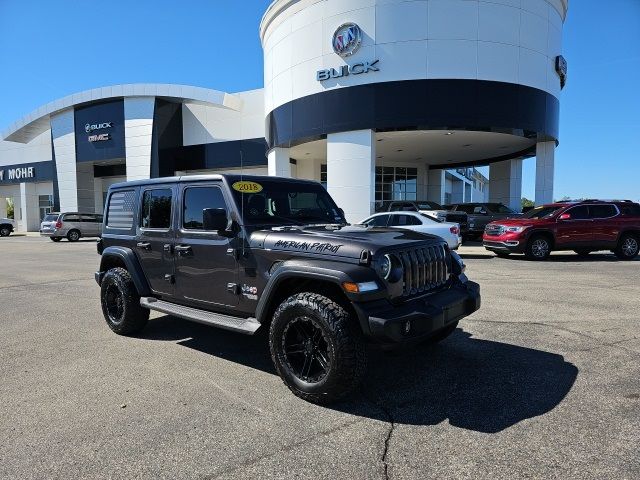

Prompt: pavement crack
[{"left": 361, "top": 393, "right": 395, "bottom": 479}]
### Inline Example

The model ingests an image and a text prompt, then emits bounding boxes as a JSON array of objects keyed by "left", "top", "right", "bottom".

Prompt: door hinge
[{"left": 227, "top": 283, "right": 240, "bottom": 294}]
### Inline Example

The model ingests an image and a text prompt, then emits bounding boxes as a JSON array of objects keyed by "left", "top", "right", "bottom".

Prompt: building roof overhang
[{"left": 2, "top": 83, "right": 243, "bottom": 144}]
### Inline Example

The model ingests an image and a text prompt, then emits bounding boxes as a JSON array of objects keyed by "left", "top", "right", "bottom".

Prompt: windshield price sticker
[{"left": 232, "top": 181, "right": 263, "bottom": 193}]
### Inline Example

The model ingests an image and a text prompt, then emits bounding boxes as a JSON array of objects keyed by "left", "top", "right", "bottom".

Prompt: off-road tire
[
  {"left": 0, "top": 225, "right": 11, "bottom": 237},
  {"left": 525, "top": 234, "right": 552, "bottom": 261},
  {"left": 100, "top": 267, "right": 149, "bottom": 335},
  {"left": 269, "top": 292, "right": 367, "bottom": 404},
  {"left": 67, "top": 229, "right": 81, "bottom": 242},
  {"left": 574, "top": 249, "right": 592, "bottom": 257},
  {"left": 424, "top": 321, "right": 459, "bottom": 345},
  {"left": 614, "top": 234, "right": 639, "bottom": 260},
  {"left": 50, "top": 237, "right": 61, "bottom": 242}
]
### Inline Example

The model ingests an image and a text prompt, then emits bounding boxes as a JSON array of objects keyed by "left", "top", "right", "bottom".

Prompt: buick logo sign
[
  {"left": 332, "top": 23, "right": 362, "bottom": 57},
  {"left": 85, "top": 122, "right": 113, "bottom": 133}
]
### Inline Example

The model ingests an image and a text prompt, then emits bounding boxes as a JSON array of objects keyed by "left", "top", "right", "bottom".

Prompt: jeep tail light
[
  {"left": 450, "top": 226, "right": 459, "bottom": 235},
  {"left": 55, "top": 220, "right": 62, "bottom": 229}
]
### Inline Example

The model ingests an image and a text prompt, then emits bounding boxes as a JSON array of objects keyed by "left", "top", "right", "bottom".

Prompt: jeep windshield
[
  {"left": 522, "top": 206, "right": 563, "bottom": 219},
  {"left": 230, "top": 179, "right": 346, "bottom": 226}
]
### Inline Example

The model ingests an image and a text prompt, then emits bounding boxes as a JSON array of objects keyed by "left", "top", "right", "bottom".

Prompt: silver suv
[{"left": 40, "top": 212, "right": 103, "bottom": 242}]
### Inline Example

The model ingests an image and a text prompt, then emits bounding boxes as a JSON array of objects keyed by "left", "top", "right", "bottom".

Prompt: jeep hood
[{"left": 250, "top": 224, "right": 445, "bottom": 260}]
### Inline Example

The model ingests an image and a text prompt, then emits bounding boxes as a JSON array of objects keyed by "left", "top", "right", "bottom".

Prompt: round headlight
[{"left": 379, "top": 254, "right": 392, "bottom": 279}]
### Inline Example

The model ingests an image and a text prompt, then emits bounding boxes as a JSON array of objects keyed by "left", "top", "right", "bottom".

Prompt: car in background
[
  {"left": 375, "top": 200, "right": 468, "bottom": 237},
  {"left": 0, "top": 217, "right": 15, "bottom": 237},
  {"left": 483, "top": 200, "right": 640, "bottom": 260},
  {"left": 446, "top": 202, "right": 522, "bottom": 240},
  {"left": 361, "top": 211, "right": 462, "bottom": 250},
  {"left": 40, "top": 212, "right": 103, "bottom": 242}
]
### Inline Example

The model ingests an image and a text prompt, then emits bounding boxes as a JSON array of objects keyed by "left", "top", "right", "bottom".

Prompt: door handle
[
  {"left": 175, "top": 245, "right": 193, "bottom": 257},
  {"left": 136, "top": 241, "right": 151, "bottom": 251}
]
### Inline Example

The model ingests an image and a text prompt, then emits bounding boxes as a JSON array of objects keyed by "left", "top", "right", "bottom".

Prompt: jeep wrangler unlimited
[{"left": 95, "top": 175, "right": 480, "bottom": 404}]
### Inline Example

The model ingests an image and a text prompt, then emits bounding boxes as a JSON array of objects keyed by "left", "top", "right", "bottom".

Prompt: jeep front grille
[
  {"left": 393, "top": 244, "right": 450, "bottom": 296},
  {"left": 485, "top": 224, "right": 505, "bottom": 236}
]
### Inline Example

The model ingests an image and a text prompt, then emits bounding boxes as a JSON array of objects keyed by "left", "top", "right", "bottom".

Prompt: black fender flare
[
  {"left": 96, "top": 246, "right": 151, "bottom": 296},
  {"left": 255, "top": 259, "right": 383, "bottom": 332}
]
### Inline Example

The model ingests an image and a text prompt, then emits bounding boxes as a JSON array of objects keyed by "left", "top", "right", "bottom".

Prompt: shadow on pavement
[{"left": 140, "top": 317, "right": 578, "bottom": 433}]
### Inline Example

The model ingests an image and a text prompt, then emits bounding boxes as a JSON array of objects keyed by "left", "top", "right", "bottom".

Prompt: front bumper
[
  {"left": 353, "top": 281, "right": 480, "bottom": 344},
  {"left": 483, "top": 239, "right": 524, "bottom": 253}
]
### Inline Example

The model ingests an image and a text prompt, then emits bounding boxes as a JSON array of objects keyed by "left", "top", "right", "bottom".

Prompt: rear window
[
  {"left": 43, "top": 214, "right": 59, "bottom": 222},
  {"left": 619, "top": 203, "right": 640, "bottom": 216},
  {"left": 141, "top": 188, "right": 172, "bottom": 229},
  {"left": 107, "top": 190, "right": 136, "bottom": 229}
]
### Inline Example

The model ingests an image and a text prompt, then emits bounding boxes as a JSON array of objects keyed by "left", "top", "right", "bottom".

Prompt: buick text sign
[
  {"left": 74, "top": 100, "right": 125, "bottom": 162},
  {"left": 317, "top": 59, "right": 379, "bottom": 82}
]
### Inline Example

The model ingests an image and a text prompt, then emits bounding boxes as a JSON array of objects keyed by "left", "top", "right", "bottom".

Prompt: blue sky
[{"left": 1, "top": 0, "right": 638, "bottom": 201}]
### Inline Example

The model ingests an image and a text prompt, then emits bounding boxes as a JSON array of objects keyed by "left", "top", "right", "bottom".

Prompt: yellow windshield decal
[{"left": 232, "top": 181, "right": 263, "bottom": 193}]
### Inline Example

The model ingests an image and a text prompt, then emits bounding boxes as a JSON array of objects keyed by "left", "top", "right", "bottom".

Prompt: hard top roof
[{"left": 108, "top": 174, "right": 321, "bottom": 190}]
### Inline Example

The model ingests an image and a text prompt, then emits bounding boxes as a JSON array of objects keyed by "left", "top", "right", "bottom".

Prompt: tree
[
  {"left": 6, "top": 198, "right": 14, "bottom": 219},
  {"left": 521, "top": 197, "right": 535, "bottom": 209}
]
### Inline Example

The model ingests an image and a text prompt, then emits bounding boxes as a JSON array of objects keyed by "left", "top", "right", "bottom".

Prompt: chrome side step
[{"left": 140, "top": 297, "right": 261, "bottom": 335}]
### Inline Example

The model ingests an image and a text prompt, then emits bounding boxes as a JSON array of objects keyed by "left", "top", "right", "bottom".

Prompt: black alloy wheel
[{"left": 282, "top": 316, "right": 331, "bottom": 384}]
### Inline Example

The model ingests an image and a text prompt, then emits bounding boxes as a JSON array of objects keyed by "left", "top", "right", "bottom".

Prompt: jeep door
[
  {"left": 173, "top": 182, "right": 238, "bottom": 309},
  {"left": 555, "top": 205, "right": 593, "bottom": 246},
  {"left": 136, "top": 186, "right": 176, "bottom": 296}
]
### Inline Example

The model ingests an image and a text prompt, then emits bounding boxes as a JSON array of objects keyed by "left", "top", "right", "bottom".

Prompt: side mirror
[
  {"left": 558, "top": 213, "right": 571, "bottom": 221},
  {"left": 479, "top": 208, "right": 488, "bottom": 215},
  {"left": 203, "top": 208, "right": 228, "bottom": 232}
]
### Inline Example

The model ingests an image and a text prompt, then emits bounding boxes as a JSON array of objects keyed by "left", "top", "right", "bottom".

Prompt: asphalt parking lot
[{"left": 1, "top": 235, "right": 639, "bottom": 479}]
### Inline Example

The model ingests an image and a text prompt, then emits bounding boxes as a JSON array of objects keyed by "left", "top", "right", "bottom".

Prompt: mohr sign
[{"left": 0, "top": 167, "right": 35, "bottom": 181}]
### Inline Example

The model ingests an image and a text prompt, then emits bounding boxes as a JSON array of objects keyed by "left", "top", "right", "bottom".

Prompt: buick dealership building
[{"left": 0, "top": 0, "right": 568, "bottom": 230}]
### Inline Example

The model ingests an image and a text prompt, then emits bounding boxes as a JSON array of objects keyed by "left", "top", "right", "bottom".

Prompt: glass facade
[
  {"left": 375, "top": 167, "right": 417, "bottom": 201},
  {"left": 38, "top": 195, "right": 53, "bottom": 221}
]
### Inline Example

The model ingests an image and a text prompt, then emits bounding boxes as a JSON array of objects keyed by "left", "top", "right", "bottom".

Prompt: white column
[
  {"left": 489, "top": 159, "right": 522, "bottom": 212},
  {"left": 124, "top": 97, "right": 155, "bottom": 181},
  {"left": 20, "top": 182, "right": 39, "bottom": 231},
  {"left": 535, "top": 141, "right": 555, "bottom": 205},
  {"left": 267, "top": 147, "right": 291, "bottom": 177},
  {"left": 427, "top": 169, "right": 445, "bottom": 205},
  {"left": 0, "top": 196, "right": 7, "bottom": 219},
  {"left": 326, "top": 129, "right": 375, "bottom": 223},
  {"left": 51, "top": 109, "right": 78, "bottom": 212}
]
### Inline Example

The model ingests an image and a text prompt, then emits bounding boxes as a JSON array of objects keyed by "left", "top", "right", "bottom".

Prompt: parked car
[
  {"left": 95, "top": 175, "right": 480, "bottom": 404},
  {"left": 375, "top": 200, "right": 469, "bottom": 237},
  {"left": 40, "top": 212, "right": 104, "bottom": 242},
  {"left": 0, "top": 217, "right": 15, "bottom": 237},
  {"left": 483, "top": 200, "right": 640, "bottom": 260},
  {"left": 360, "top": 211, "right": 462, "bottom": 250},
  {"left": 446, "top": 202, "right": 522, "bottom": 240}
]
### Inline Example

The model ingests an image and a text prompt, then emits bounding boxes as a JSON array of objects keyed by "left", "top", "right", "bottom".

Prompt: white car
[{"left": 360, "top": 211, "right": 462, "bottom": 250}]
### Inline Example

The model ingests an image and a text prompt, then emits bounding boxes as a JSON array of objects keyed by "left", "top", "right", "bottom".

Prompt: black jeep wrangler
[{"left": 95, "top": 175, "right": 480, "bottom": 404}]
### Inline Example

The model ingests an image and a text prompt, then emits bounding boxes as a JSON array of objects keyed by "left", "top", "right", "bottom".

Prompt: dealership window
[
  {"left": 375, "top": 167, "right": 417, "bottom": 201},
  {"left": 320, "top": 164, "right": 327, "bottom": 189},
  {"left": 141, "top": 189, "right": 172, "bottom": 229},
  {"left": 182, "top": 186, "right": 226, "bottom": 230},
  {"left": 38, "top": 195, "right": 53, "bottom": 221}
]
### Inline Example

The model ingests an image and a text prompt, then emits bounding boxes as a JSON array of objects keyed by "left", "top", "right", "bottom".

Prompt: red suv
[{"left": 483, "top": 200, "right": 640, "bottom": 260}]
